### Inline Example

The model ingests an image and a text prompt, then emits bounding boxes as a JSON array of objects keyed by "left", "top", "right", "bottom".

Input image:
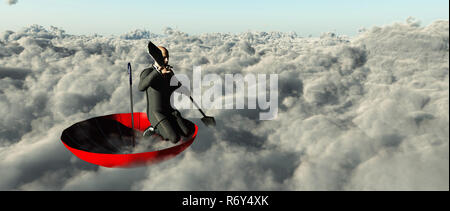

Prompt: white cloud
[
  {"left": 5, "top": 0, "right": 18, "bottom": 5},
  {"left": 0, "top": 18, "right": 448, "bottom": 190}
]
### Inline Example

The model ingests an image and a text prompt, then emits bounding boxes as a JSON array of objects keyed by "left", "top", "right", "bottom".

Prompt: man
[{"left": 138, "top": 45, "right": 194, "bottom": 144}]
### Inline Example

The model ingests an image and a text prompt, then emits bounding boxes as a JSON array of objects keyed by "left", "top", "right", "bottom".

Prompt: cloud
[
  {"left": 5, "top": 0, "right": 18, "bottom": 5},
  {"left": 0, "top": 19, "right": 448, "bottom": 190}
]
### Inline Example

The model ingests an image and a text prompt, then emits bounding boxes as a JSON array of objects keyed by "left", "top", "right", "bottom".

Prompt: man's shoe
[{"left": 143, "top": 126, "right": 156, "bottom": 137}]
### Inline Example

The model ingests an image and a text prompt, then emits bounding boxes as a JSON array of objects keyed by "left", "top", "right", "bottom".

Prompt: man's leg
[
  {"left": 172, "top": 110, "right": 195, "bottom": 137},
  {"left": 157, "top": 118, "right": 181, "bottom": 144}
]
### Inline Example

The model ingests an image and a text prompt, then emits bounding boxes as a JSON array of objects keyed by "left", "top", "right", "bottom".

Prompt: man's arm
[{"left": 138, "top": 68, "right": 160, "bottom": 91}]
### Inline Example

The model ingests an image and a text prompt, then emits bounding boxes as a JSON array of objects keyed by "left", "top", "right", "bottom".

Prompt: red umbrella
[{"left": 61, "top": 112, "right": 198, "bottom": 168}]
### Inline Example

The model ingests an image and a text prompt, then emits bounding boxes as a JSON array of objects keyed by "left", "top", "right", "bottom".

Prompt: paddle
[
  {"left": 189, "top": 96, "right": 216, "bottom": 128},
  {"left": 147, "top": 41, "right": 216, "bottom": 128}
]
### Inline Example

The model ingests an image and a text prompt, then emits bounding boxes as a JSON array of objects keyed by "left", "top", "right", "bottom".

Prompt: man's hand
[
  {"left": 161, "top": 66, "right": 172, "bottom": 75},
  {"left": 154, "top": 63, "right": 173, "bottom": 75},
  {"left": 160, "top": 65, "right": 175, "bottom": 79}
]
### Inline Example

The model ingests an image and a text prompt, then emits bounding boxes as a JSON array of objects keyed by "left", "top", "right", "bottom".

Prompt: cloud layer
[{"left": 0, "top": 19, "right": 448, "bottom": 190}]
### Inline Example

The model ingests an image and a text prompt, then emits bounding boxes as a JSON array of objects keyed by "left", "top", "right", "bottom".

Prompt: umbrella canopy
[{"left": 61, "top": 112, "right": 198, "bottom": 168}]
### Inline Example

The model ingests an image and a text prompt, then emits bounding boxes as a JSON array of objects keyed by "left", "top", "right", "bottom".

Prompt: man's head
[{"left": 158, "top": 46, "right": 169, "bottom": 66}]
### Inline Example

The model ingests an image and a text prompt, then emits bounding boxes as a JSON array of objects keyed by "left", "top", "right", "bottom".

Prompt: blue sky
[{"left": 1, "top": 0, "right": 448, "bottom": 36}]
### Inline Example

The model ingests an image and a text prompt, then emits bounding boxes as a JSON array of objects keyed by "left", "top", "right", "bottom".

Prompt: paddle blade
[
  {"left": 147, "top": 41, "right": 165, "bottom": 67},
  {"left": 201, "top": 116, "right": 216, "bottom": 128}
]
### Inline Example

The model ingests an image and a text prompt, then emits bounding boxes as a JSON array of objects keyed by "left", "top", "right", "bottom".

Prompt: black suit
[{"left": 139, "top": 66, "right": 193, "bottom": 142}]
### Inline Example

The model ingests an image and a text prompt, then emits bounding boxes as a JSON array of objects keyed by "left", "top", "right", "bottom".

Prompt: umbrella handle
[{"left": 128, "top": 63, "right": 135, "bottom": 147}]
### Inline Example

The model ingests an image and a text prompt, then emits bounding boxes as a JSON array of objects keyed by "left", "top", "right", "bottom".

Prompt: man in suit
[{"left": 139, "top": 46, "right": 194, "bottom": 144}]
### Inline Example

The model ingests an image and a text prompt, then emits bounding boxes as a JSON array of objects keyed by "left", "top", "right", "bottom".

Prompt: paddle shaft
[
  {"left": 161, "top": 66, "right": 209, "bottom": 118},
  {"left": 189, "top": 96, "right": 207, "bottom": 118}
]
